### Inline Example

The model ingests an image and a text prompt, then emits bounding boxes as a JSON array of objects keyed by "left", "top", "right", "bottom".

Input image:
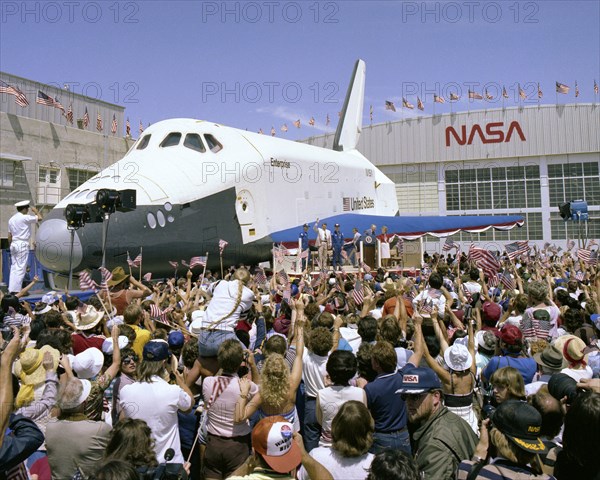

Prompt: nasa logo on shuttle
[
  {"left": 445, "top": 121, "right": 526, "bottom": 147},
  {"left": 270, "top": 158, "right": 291, "bottom": 169},
  {"left": 343, "top": 197, "right": 375, "bottom": 211}
]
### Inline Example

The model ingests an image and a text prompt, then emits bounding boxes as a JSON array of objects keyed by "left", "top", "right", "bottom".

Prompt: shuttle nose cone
[{"left": 36, "top": 219, "right": 83, "bottom": 273}]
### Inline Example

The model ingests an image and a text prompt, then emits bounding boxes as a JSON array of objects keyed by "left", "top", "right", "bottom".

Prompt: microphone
[{"left": 164, "top": 448, "right": 175, "bottom": 462}]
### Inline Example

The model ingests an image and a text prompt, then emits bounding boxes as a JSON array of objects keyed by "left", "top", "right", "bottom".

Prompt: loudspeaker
[{"left": 117, "top": 189, "right": 137, "bottom": 212}]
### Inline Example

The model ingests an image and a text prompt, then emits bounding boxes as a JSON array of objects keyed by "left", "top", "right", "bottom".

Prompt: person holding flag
[{"left": 299, "top": 223, "right": 312, "bottom": 270}]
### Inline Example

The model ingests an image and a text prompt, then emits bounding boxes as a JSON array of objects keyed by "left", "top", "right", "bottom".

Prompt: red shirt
[{"left": 71, "top": 333, "right": 105, "bottom": 355}]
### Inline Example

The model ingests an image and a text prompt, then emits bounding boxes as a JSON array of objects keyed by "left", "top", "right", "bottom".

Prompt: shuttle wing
[{"left": 269, "top": 213, "right": 525, "bottom": 243}]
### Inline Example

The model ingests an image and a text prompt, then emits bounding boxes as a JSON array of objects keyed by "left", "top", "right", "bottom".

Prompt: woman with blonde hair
[
  {"left": 198, "top": 268, "right": 255, "bottom": 358},
  {"left": 298, "top": 401, "right": 375, "bottom": 480},
  {"left": 235, "top": 303, "right": 306, "bottom": 430}
]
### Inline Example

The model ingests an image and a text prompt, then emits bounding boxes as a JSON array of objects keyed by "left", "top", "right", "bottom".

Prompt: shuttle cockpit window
[
  {"left": 136, "top": 134, "right": 152, "bottom": 150},
  {"left": 183, "top": 133, "right": 206, "bottom": 153},
  {"left": 160, "top": 132, "right": 182, "bottom": 148},
  {"left": 204, "top": 134, "right": 223, "bottom": 153}
]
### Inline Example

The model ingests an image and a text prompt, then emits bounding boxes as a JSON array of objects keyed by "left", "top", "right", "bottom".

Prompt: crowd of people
[{"left": 1, "top": 244, "right": 600, "bottom": 480}]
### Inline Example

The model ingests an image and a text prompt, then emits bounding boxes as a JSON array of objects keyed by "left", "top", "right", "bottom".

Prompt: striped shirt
[{"left": 457, "top": 459, "right": 556, "bottom": 480}]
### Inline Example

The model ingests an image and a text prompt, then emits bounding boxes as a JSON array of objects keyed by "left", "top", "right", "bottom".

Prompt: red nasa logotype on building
[{"left": 445, "top": 121, "right": 526, "bottom": 147}]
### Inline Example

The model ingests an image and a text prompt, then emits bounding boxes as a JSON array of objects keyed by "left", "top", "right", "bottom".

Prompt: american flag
[
  {"left": 385, "top": 100, "right": 396, "bottom": 112},
  {"left": 450, "top": 92, "right": 459, "bottom": 101},
  {"left": 468, "top": 90, "right": 483, "bottom": 100},
  {"left": 128, "top": 252, "right": 142, "bottom": 267},
  {"left": 143, "top": 272, "right": 152, "bottom": 281},
  {"left": 79, "top": 270, "right": 98, "bottom": 291},
  {"left": 36, "top": 90, "right": 64, "bottom": 112},
  {"left": 300, "top": 249, "right": 309, "bottom": 259},
  {"left": 595, "top": 80, "right": 599, "bottom": 95},
  {"left": 281, "top": 123, "right": 288, "bottom": 132},
  {"left": 293, "top": 119, "right": 301, "bottom": 128},
  {"left": 575, "top": 81, "right": 579, "bottom": 98},
  {"left": 96, "top": 111, "right": 103, "bottom": 132},
  {"left": 567, "top": 239, "right": 576, "bottom": 250},
  {"left": 207, "top": 376, "right": 234, "bottom": 409},
  {"left": 575, "top": 270, "right": 585, "bottom": 282},
  {"left": 257, "top": 128, "right": 263, "bottom": 135},
  {"left": 468, "top": 245, "right": 500, "bottom": 278},
  {"left": 181, "top": 259, "right": 190, "bottom": 268},
  {"left": 66, "top": 104, "right": 74, "bottom": 124},
  {"left": 310, "top": 274, "right": 322, "bottom": 288},
  {"left": 519, "top": 85, "right": 526, "bottom": 100},
  {"left": 83, "top": 107, "right": 90, "bottom": 128},
  {"left": 485, "top": 89, "right": 494, "bottom": 100},
  {"left": 139, "top": 120, "right": 144, "bottom": 134},
  {"left": 327, "top": 113, "right": 331, "bottom": 126},
  {"left": 369, "top": 105, "right": 373, "bottom": 123},
  {"left": 577, "top": 248, "right": 598, "bottom": 266},
  {"left": 343, "top": 197, "right": 351, "bottom": 211},
  {"left": 488, "top": 274, "right": 499, "bottom": 288},
  {"left": 499, "top": 271, "right": 515, "bottom": 291},
  {"left": 150, "top": 304, "right": 169, "bottom": 323},
  {"left": 442, "top": 237, "right": 458, "bottom": 252},
  {"left": 169, "top": 260, "right": 179, "bottom": 269},
  {"left": 402, "top": 97, "right": 414, "bottom": 109},
  {"left": 99, "top": 267, "right": 112, "bottom": 291},
  {"left": 434, "top": 94, "right": 445, "bottom": 104},
  {"left": 254, "top": 268, "right": 267, "bottom": 285},
  {"left": 190, "top": 256, "right": 207, "bottom": 268},
  {"left": 270, "top": 126, "right": 276, "bottom": 136},
  {"left": 360, "top": 261, "right": 372, "bottom": 273},
  {"left": 556, "top": 82, "right": 570, "bottom": 94},
  {"left": 537, "top": 83, "right": 543, "bottom": 99},
  {"left": 111, "top": 114, "right": 117, "bottom": 134},
  {"left": 0, "top": 80, "right": 29, "bottom": 106},
  {"left": 352, "top": 279, "right": 364, "bottom": 305},
  {"left": 309, "top": 117, "right": 315, "bottom": 126},
  {"left": 502, "top": 86, "right": 509, "bottom": 99},
  {"left": 277, "top": 269, "right": 289, "bottom": 286},
  {"left": 126, "top": 118, "right": 131, "bottom": 136},
  {"left": 417, "top": 97, "right": 424, "bottom": 111},
  {"left": 462, "top": 283, "right": 473, "bottom": 305},
  {"left": 219, "top": 239, "right": 228, "bottom": 255},
  {"left": 505, "top": 241, "right": 530, "bottom": 261}
]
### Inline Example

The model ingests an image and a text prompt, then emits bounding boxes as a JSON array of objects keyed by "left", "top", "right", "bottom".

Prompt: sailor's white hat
[{"left": 15, "top": 200, "right": 31, "bottom": 208}]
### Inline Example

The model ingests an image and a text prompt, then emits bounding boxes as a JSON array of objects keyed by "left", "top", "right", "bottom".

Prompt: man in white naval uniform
[{"left": 8, "top": 200, "right": 41, "bottom": 293}]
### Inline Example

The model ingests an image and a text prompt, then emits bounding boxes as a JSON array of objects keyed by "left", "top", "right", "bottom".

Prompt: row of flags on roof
[{"left": 0, "top": 81, "right": 149, "bottom": 136}]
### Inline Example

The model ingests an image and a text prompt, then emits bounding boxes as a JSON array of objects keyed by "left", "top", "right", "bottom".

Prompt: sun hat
[
  {"left": 72, "top": 347, "right": 104, "bottom": 379},
  {"left": 77, "top": 305, "right": 105, "bottom": 330},
  {"left": 33, "top": 303, "right": 52, "bottom": 315},
  {"left": 143, "top": 339, "right": 170, "bottom": 361},
  {"left": 252, "top": 416, "right": 301, "bottom": 474},
  {"left": 107, "top": 266, "right": 130, "bottom": 286},
  {"left": 491, "top": 400, "right": 547, "bottom": 454},
  {"left": 14, "top": 345, "right": 60, "bottom": 385},
  {"left": 395, "top": 367, "right": 442, "bottom": 394},
  {"left": 533, "top": 345, "right": 567, "bottom": 370},
  {"left": 41, "top": 291, "right": 62, "bottom": 305},
  {"left": 101, "top": 335, "right": 129, "bottom": 354},
  {"left": 14, "top": 200, "right": 30, "bottom": 208},
  {"left": 443, "top": 343, "right": 473, "bottom": 371},
  {"left": 557, "top": 335, "right": 588, "bottom": 368}
]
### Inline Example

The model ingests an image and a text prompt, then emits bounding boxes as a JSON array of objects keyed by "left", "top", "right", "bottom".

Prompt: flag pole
[
  {"left": 127, "top": 250, "right": 132, "bottom": 278},
  {"left": 139, "top": 246, "right": 143, "bottom": 282},
  {"left": 220, "top": 253, "right": 224, "bottom": 279},
  {"left": 199, "top": 252, "right": 209, "bottom": 288}
]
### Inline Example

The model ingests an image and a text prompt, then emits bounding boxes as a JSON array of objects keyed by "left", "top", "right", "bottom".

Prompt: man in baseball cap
[
  {"left": 228, "top": 417, "right": 333, "bottom": 480},
  {"left": 395, "top": 367, "right": 477, "bottom": 480}
]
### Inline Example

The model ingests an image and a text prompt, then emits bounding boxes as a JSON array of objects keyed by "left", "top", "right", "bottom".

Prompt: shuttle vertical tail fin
[{"left": 333, "top": 59, "right": 366, "bottom": 152}]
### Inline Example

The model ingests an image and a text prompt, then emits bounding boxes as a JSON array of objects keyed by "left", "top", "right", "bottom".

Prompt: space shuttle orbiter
[{"left": 36, "top": 60, "right": 523, "bottom": 277}]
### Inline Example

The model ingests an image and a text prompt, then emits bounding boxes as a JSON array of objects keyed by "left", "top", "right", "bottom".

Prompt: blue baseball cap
[
  {"left": 168, "top": 330, "right": 185, "bottom": 348},
  {"left": 143, "top": 340, "right": 170, "bottom": 361},
  {"left": 395, "top": 367, "right": 442, "bottom": 394}
]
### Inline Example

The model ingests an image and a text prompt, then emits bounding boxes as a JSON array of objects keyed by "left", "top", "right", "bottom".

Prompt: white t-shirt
[
  {"left": 8, "top": 212, "right": 38, "bottom": 241},
  {"left": 202, "top": 280, "right": 255, "bottom": 331},
  {"left": 302, "top": 349, "right": 329, "bottom": 398},
  {"left": 297, "top": 447, "right": 374, "bottom": 480},
  {"left": 318, "top": 386, "right": 366, "bottom": 447},
  {"left": 120, "top": 375, "right": 192, "bottom": 463},
  {"left": 340, "top": 326, "right": 362, "bottom": 354}
]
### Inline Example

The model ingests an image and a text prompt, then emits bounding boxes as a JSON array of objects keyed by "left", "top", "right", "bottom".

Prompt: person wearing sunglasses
[{"left": 111, "top": 347, "right": 139, "bottom": 425}]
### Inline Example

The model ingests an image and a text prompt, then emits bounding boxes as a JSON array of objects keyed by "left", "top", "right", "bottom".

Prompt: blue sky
[{"left": 1, "top": 1, "right": 599, "bottom": 139}]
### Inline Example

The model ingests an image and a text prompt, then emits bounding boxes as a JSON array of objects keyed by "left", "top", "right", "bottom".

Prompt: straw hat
[
  {"left": 77, "top": 305, "right": 105, "bottom": 330},
  {"left": 14, "top": 345, "right": 60, "bottom": 385},
  {"left": 108, "top": 266, "right": 130, "bottom": 286}
]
